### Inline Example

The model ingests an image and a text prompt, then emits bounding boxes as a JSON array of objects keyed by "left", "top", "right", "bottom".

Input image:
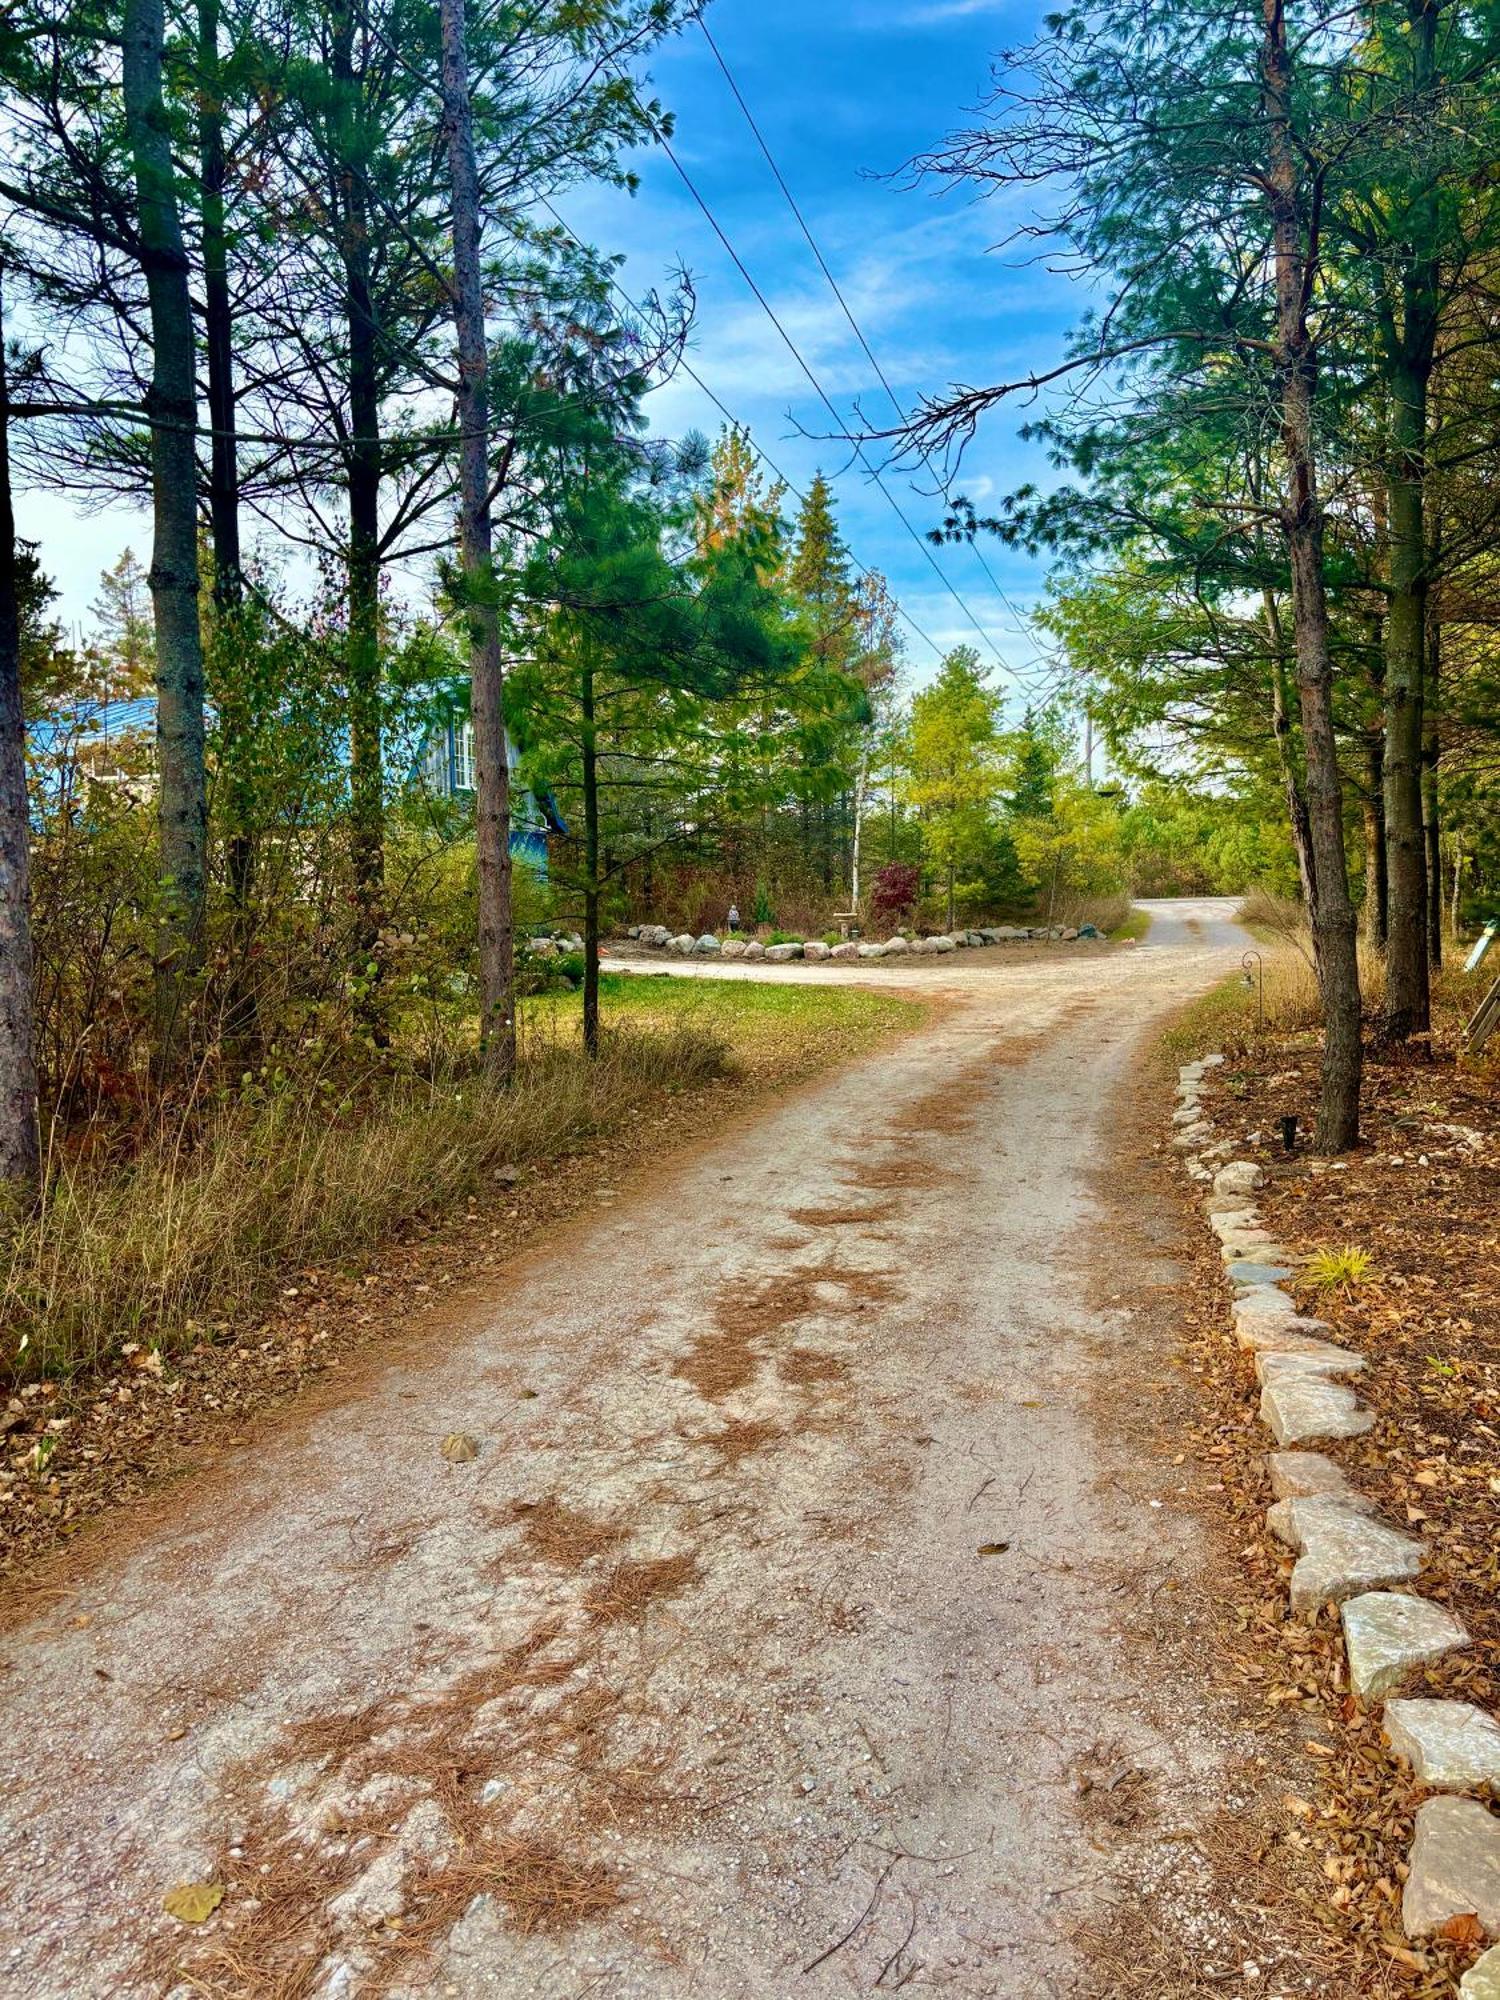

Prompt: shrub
[{"left": 871, "top": 861, "right": 921, "bottom": 926}]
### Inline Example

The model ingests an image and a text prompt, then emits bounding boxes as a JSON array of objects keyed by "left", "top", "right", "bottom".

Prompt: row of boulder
[
  {"left": 628, "top": 922, "right": 1099, "bottom": 961},
  {"left": 1176, "top": 1059, "right": 1500, "bottom": 1986}
]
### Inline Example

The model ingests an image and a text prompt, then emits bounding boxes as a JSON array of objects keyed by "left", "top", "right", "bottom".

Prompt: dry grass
[{"left": 2, "top": 1025, "right": 727, "bottom": 1384}]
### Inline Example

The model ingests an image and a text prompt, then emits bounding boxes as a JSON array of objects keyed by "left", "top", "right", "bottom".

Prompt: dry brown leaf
[{"left": 440, "top": 1433, "right": 479, "bottom": 1464}]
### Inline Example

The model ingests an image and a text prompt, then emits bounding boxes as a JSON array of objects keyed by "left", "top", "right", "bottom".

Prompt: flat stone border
[{"left": 1173, "top": 1054, "right": 1498, "bottom": 1955}]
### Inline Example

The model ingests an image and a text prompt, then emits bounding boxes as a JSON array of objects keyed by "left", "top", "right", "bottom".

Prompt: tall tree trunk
[
  {"left": 439, "top": 0, "right": 515, "bottom": 1078},
  {"left": 1422, "top": 578, "right": 1442, "bottom": 967},
  {"left": 1264, "top": 595, "right": 1316, "bottom": 908},
  {"left": 1262, "top": 0, "right": 1362, "bottom": 1152},
  {"left": 123, "top": 0, "right": 209, "bottom": 1061},
  {"left": 1381, "top": 355, "right": 1431, "bottom": 1037},
  {"left": 581, "top": 652, "right": 600, "bottom": 1059},
  {"left": 330, "top": 0, "right": 386, "bottom": 1031},
  {"left": 199, "top": 0, "right": 258, "bottom": 1055},
  {"left": 850, "top": 746, "right": 868, "bottom": 910},
  {"left": 198, "top": 0, "right": 240, "bottom": 610},
  {"left": 0, "top": 277, "right": 39, "bottom": 1185},
  {"left": 1379, "top": 0, "right": 1439, "bottom": 1043},
  {"left": 1363, "top": 731, "right": 1388, "bottom": 949}
]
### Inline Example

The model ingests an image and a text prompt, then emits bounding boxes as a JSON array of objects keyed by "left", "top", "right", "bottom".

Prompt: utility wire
[
  {"left": 615, "top": 70, "right": 1033, "bottom": 688},
  {"left": 535, "top": 194, "right": 950, "bottom": 669},
  {"left": 695, "top": 15, "right": 1058, "bottom": 690}
]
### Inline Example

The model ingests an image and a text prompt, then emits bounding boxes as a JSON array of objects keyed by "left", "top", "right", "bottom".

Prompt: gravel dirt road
[{"left": 0, "top": 899, "right": 1253, "bottom": 1998}]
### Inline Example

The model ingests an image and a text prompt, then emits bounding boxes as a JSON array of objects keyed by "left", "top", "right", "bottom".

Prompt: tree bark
[
  {"left": 123, "top": 0, "right": 209, "bottom": 1059},
  {"left": 581, "top": 650, "right": 600, "bottom": 1059},
  {"left": 1362, "top": 730, "right": 1388, "bottom": 949},
  {"left": 0, "top": 276, "right": 39, "bottom": 1185},
  {"left": 1378, "top": 0, "right": 1439, "bottom": 1042},
  {"left": 1261, "top": 0, "right": 1362, "bottom": 1151},
  {"left": 199, "top": 0, "right": 258, "bottom": 1055},
  {"left": 1422, "top": 577, "right": 1442, "bottom": 967},
  {"left": 1381, "top": 354, "right": 1431, "bottom": 1036},
  {"left": 439, "top": 0, "right": 515, "bottom": 1079},
  {"left": 329, "top": 0, "right": 386, "bottom": 1028}
]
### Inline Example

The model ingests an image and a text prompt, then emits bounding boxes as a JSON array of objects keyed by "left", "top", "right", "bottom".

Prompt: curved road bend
[{"left": 0, "top": 900, "right": 1250, "bottom": 1998}]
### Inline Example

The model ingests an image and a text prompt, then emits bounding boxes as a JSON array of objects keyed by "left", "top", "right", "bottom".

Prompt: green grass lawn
[
  {"left": 1111, "top": 905, "right": 1153, "bottom": 943},
  {"left": 524, "top": 971, "right": 927, "bottom": 1080}
]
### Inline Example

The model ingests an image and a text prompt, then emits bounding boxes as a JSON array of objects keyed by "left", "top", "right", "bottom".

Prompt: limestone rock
[
  {"left": 721, "top": 939, "right": 747, "bottom": 960},
  {"left": 881, "top": 936, "right": 910, "bottom": 955},
  {"left": 1403, "top": 1795, "right": 1500, "bottom": 1938},
  {"left": 803, "top": 940, "right": 831, "bottom": 961},
  {"left": 1385, "top": 1700, "right": 1500, "bottom": 1793},
  {"left": 1260, "top": 1371, "right": 1372, "bottom": 1445},
  {"left": 1228, "top": 1259, "right": 1296, "bottom": 1289},
  {"left": 1461, "top": 1946, "right": 1500, "bottom": 1998},
  {"left": 1256, "top": 1342, "right": 1365, "bottom": 1383},
  {"left": 1265, "top": 1495, "right": 1424, "bottom": 1612},
  {"left": 764, "top": 942, "right": 802, "bottom": 962},
  {"left": 1202, "top": 1053, "right": 1226, "bottom": 1067},
  {"left": 1241, "top": 1319, "right": 1351, "bottom": 1358},
  {"left": 831, "top": 942, "right": 860, "bottom": 961},
  {"left": 668, "top": 933, "right": 695, "bottom": 955},
  {"left": 857, "top": 942, "right": 884, "bottom": 959},
  {"left": 931, "top": 936, "right": 956, "bottom": 953},
  {"left": 1174, "top": 1128, "right": 1211, "bottom": 1151},
  {"left": 1342, "top": 1591, "right": 1470, "bottom": 1699},
  {"left": 1214, "top": 1160, "right": 1265, "bottom": 1199},
  {"left": 1267, "top": 1451, "right": 1369, "bottom": 1505},
  {"left": 693, "top": 934, "right": 721, "bottom": 955},
  {"left": 743, "top": 939, "right": 765, "bottom": 959}
]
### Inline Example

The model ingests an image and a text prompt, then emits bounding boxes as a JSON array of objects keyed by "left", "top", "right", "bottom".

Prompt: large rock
[
  {"left": 1342, "top": 1591, "right": 1470, "bottom": 1698},
  {"left": 931, "top": 936, "right": 956, "bottom": 953},
  {"left": 693, "top": 933, "right": 721, "bottom": 955},
  {"left": 1241, "top": 1318, "right": 1352, "bottom": 1357},
  {"left": 1267, "top": 1451, "right": 1371, "bottom": 1505},
  {"left": 948, "top": 932, "right": 970, "bottom": 948},
  {"left": 881, "top": 936, "right": 910, "bottom": 955},
  {"left": 1462, "top": 1946, "right": 1500, "bottom": 1998},
  {"left": 1214, "top": 1160, "right": 1265, "bottom": 1199},
  {"left": 1228, "top": 1259, "right": 1296, "bottom": 1289},
  {"left": 743, "top": 939, "right": 765, "bottom": 960},
  {"left": 764, "top": 942, "right": 802, "bottom": 962},
  {"left": 830, "top": 942, "right": 860, "bottom": 961},
  {"left": 668, "top": 933, "right": 696, "bottom": 956},
  {"left": 1260, "top": 1371, "right": 1372, "bottom": 1445},
  {"left": 965, "top": 930, "right": 986, "bottom": 947},
  {"left": 720, "top": 939, "right": 748, "bottom": 960},
  {"left": 803, "top": 940, "right": 831, "bottom": 961},
  {"left": 1403, "top": 1796, "right": 1500, "bottom": 1939},
  {"left": 910, "top": 936, "right": 936, "bottom": 954},
  {"left": 1256, "top": 1343, "right": 1366, "bottom": 1385},
  {"left": 1386, "top": 1700, "right": 1500, "bottom": 1792},
  {"left": 1265, "top": 1495, "right": 1424, "bottom": 1613},
  {"left": 857, "top": 942, "right": 884, "bottom": 959}
]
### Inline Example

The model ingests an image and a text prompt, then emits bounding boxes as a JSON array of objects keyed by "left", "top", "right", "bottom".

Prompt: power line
[
  {"left": 616, "top": 72, "right": 1034, "bottom": 689},
  {"left": 535, "top": 194, "right": 950, "bottom": 669},
  {"left": 695, "top": 15, "right": 1058, "bottom": 691}
]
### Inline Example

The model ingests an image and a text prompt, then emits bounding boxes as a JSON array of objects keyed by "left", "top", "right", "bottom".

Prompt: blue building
[{"left": 416, "top": 708, "right": 564, "bottom": 874}]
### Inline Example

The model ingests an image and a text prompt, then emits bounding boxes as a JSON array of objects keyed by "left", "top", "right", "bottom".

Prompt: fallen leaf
[
  {"left": 1438, "top": 1912, "right": 1484, "bottom": 1946},
  {"left": 440, "top": 1433, "right": 479, "bottom": 1464},
  {"left": 163, "top": 1881, "right": 224, "bottom": 1924},
  {"left": 977, "top": 1542, "right": 1010, "bottom": 1557}
]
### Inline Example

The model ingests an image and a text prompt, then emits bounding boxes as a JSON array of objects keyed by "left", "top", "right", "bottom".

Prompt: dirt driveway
[{"left": 0, "top": 900, "right": 1252, "bottom": 1998}]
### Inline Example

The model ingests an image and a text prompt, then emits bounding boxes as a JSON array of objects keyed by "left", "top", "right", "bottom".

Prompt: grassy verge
[
  {"left": 1110, "top": 904, "right": 1153, "bottom": 943},
  {"left": 3, "top": 976, "right": 923, "bottom": 1388},
  {"left": 0, "top": 974, "right": 925, "bottom": 1580}
]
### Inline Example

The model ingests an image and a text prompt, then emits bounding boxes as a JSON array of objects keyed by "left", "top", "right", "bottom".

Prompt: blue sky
[
  {"left": 568, "top": 0, "right": 1079, "bottom": 706},
  {"left": 24, "top": 0, "right": 1083, "bottom": 712}
]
